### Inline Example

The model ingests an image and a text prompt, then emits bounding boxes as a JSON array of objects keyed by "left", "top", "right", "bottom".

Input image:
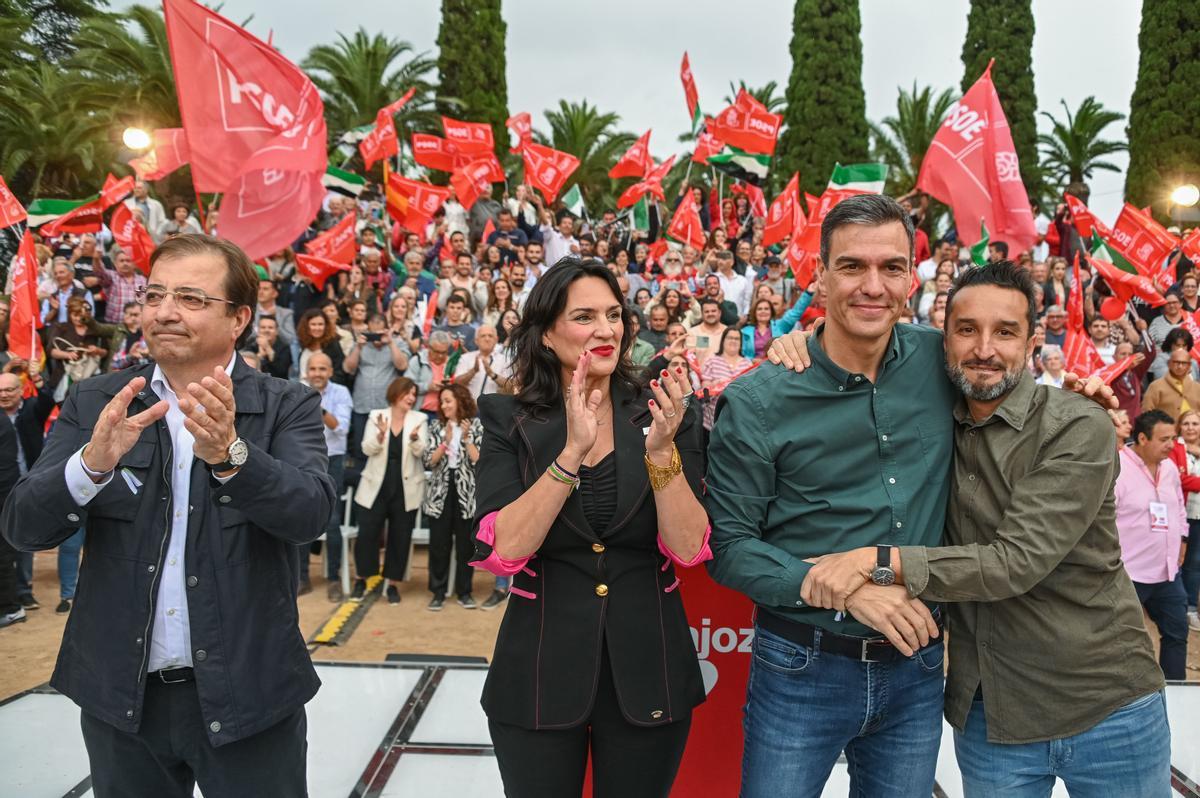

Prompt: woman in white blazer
[{"left": 353, "top": 376, "right": 428, "bottom": 603}]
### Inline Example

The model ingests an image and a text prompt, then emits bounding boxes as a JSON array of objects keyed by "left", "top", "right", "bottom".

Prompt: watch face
[
  {"left": 871, "top": 567, "right": 896, "bottom": 587},
  {"left": 227, "top": 438, "right": 250, "bottom": 467}
]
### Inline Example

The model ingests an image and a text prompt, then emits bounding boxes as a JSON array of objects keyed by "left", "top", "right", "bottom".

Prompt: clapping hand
[
  {"left": 563, "top": 350, "right": 601, "bottom": 461},
  {"left": 645, "top": 365, "right": 691, "bottom": 461},
  {"left": 177, "top": 367, "right": 239, "bottom": 466},
  {"left": 81, "top": 376, "right": 169, "bottom": 476},
  {"left": 374, "top": 414, "right": 388, "bottom": 443}
]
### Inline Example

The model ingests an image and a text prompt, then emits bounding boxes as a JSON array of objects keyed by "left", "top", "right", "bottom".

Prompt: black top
[
  {"left": 579, "top": 451, "right": 616, "bottom": 532},
  {"left": 388, "top": 430, "right": 406, "bottom": 461}
]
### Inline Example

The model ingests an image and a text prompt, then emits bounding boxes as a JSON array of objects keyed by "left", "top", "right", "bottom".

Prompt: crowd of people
[{"left": 0, "top": 173, "right": 1195, "bottom": 795}]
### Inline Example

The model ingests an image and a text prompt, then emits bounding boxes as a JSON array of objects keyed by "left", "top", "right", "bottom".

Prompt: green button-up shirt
[
  {"left": 706, "top": 324, "right": 955, "bottom": 636},
  {"left": 899, "top": 370, "right": 1164, "bottom": 743}
]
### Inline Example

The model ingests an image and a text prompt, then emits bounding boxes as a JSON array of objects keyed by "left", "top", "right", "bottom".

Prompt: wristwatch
[
  {"left": 208, "top": 437, "right": 249, "bottom": 473},
  {"left": 870, "top": 545, "right": 896, "bottom": 586}
]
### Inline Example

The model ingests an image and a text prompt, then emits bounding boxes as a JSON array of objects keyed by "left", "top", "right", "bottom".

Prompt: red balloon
[{"left": 1100, "top": 296, "right": 1126, "bottom": 321}]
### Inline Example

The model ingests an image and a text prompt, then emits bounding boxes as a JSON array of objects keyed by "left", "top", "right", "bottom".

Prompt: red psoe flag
[
  {"left": 1087, "top": 254, "right": 1166, "bottom": 307},
  {"left": 129, "top": 128, "right": 191, "bottom": 181},
  {"left": 522, "top": 143, "right": 580, "bottom": 204},
  {"left": 1094, "top": 355, "right": 1138, "bottom": 386},
  {"left": 1107, "top": 202, "right": 1179, "bottom": 276},
  {"left": 387, "top": 171, "right": 451, "bottom": 229},
  {"left": 506, "top": 112, "right": 533, "bottom": 153},
  {"left": 164, "top": 0, "right": 327, "bottom": 261},
  {"left": 450, "top": 161, "right": 494, "bottom": 211},
  {"left": 441, "top": 116, "right": 493, "bottom": 154},
  {"left": 1063, "top": 192, "right": 1109, "bottom": 240},
  {"left": 379, "top": 87, "right": 416, "bottom": 119},
  {"left": 916, "top": 59, "right": 1036, "bottom": 255},
  {"left": 692, "top": 126, "right": 724, "bottom": 164},
  {"left": 41, "top": 173, "right": 134, "bottom": 238},
  {"left": 708, "top": 93, "right": 781, "bottom": 156},
  {"left": 763, "top": 172, "right": 799, "bottom": 248},
  {"left": 609, "top": 129, "right": 653, "bottom": 180},
  {"left": 0, "top": 175, "right": 27, "bottom": 228},
  {"left": 412, "top": 133, "right": 461, "bottom": 173},
  {"left": 110, "top": 203, "right": 157, "bottom": 275},
  {"left": 785, "top": 202, "right": 817, "bottom": 290},
  {"left": 1063, "top": 255, "right": 1104, "bottom": 376},
  {"left": 680, "top": 52, "right": 701, "bottom": 129},
  {"left": 359, "top": 110, "right": 399, "bottom": 170},
  {"left": 616, "top": 155, "right": 676, "bottom": 209},
  {"left": 667, "top": 187, "right": 707, "bottom": 250},
  {"left": 8, "top": 231, "right": 44, "bottom": 364},
  {"left": 1180, "top": 226, "right": 1200, "bottom": 264},
  {"left": 304, "top": 212, "right": 358, "bottom": 264},
  {"left": 295, "top": 254, "right": 352, "bottom": 291},
  {"left": 731, "top": 182, "right": 767, "bottom": 217}
]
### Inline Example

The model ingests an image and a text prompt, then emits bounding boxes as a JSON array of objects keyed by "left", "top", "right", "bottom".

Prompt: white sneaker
[
  {"left": 0, "top": 607, "right": 27, "bottom": 629},
  {"left": 1189, "top": 611, "right": 1200, "bottom": 633}
]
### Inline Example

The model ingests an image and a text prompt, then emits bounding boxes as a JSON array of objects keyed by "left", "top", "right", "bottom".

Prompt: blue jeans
[
  {"left": 1134, "top": 575, "right": 1189, "bottom": 680},
  {"left": 59, "top": 528, "right": 84, "bottom": 600},
  {"left": 739, "top": 623, "right": 945, "bottom": 798},
  {"left": 955, "top": 691, "right": 1171, "bottom": 797},
  {"left": 300, "top": 455, "right": 346, "bottom": 582},
  {"left": 1183, "top": 518, "right": 1200, "bottom": 610},
  {"left": 495, "top": 576, "right": 510, "bottom": 590}
]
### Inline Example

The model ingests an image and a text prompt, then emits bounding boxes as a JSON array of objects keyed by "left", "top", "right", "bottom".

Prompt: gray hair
[
  {"left": 428, "top": 330, "right": 452, "bottom": 348},
  {"left": 1040, "top": 344, "right": 1063, "bottom": 361},
  {"left": 819, "top": 193, "right": 915, "bottom": 267}
]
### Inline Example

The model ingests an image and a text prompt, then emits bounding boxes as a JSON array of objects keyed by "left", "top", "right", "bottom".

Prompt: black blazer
[{"left": 473, "top": 380, "right": 706, "bottom": 730}]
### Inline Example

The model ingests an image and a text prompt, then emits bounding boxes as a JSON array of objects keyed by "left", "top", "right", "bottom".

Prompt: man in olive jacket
[{"left": 1, "top": 235, "right": 335, "bottom": 796}]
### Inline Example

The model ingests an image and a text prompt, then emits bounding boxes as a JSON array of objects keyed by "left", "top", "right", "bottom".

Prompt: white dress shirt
[
  {"left": 454, "top": 349, "right": 512, "bottom": 399},
  {"left": 539, "top": 225, "right": 578, "bottom": 268},
  {"left": 717, "top": 271, "right": 752, "bottom": 316},
  {"left": 65, "top": 354, "right": 238, "bottom": 672},
  {"left": 319, "top": 381, "right": 352, "bottom": 456}
]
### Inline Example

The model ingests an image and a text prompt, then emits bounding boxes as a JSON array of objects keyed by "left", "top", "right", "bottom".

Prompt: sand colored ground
[{"left": 3, "top": 547, "right": 1199, "bottom": 703}]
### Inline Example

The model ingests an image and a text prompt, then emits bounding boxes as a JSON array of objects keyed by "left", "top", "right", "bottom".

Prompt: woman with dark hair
[
  {"left": 483, "top": 278, "right": 516, "bottom": 327},
  {"left": 470, "top": 257, "right": 710, "bottom": 797},
  {"left": 155, "top": 202, "right": 203, "bottom": 239},
  {"left": 422, "top": 383, "right": 483, "bottom": 610},
  {"left": 354, "top": 376, "right": 428, "bottom": 603},
  {"left": 701, "top": 327, "right": 752, "bottom": 430},
  {"left": 496, "top": 308, "right": 521, "bottom": 344},
  {"left": 48, "top": 296, "right": 108, "bottom": 398},
  {"left": 739, "top": 291, "right": 812, "bottom": 360},
  {"left": 296, "top": 308, "right": 348, "bottom": 386}
]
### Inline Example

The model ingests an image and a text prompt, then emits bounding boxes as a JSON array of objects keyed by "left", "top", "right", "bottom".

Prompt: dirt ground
[
  {"left": 1, "top": 547, "right": 506, "bottom": 701},
  {"left": 3, "top": 547, "right": 1199, "bottom": 702}
]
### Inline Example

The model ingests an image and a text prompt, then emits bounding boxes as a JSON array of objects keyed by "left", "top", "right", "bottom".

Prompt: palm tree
[
  {"left": 1037, "top": 96, "right": 1126, "bottom": 197},
  {"left": 537, "top": 100, "right": 637, "bottom": 211},
  {"left": 303, "top": 29, "right": 445, "bottom": 152},
  {"left": 0, "top": 62, "right": 115, "bottom": 197},
  {"left": 68, "top": 6, "right": 180, "bottom": 131},
  {"left": 869, "top": 83, "right": 956, "bottom": 195}
]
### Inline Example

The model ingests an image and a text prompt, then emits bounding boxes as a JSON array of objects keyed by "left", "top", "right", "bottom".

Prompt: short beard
[{"left": 944, "top": 360, "right": 1024, "bottom": 402}]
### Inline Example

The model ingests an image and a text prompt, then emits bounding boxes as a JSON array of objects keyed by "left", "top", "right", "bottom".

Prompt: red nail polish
[
  {"left": 649, "top": 399, "right": 656, "bottom": 407},
  {"left": 651, "top": 380, "right": 659, "bottom": 389},
  {"left": 675, "top": 367, "right": 683, "bottom": 375},
  {"left": 661, "top": 370, "right": 668, "bottom": 377}
]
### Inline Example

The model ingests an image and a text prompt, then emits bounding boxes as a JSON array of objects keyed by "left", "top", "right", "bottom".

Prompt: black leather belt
[
  {"left": 757, "top": 611, "right": 942, "bottom": 664},
  {"left": 151, "top": 667, "right": 195, "bottom": 684}
]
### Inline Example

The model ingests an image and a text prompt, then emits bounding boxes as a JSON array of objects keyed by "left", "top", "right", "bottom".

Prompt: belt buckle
[
  {"left": 860, "top": 639, "right": 888, "bottom": 663},
  {"left": 157, "top": 668, "right": 187, "bottom": 684}
]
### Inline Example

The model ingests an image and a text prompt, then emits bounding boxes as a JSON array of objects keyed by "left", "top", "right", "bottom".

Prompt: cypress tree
[
  {"left": 435, "top": 0, "right": 509, "bottom": 160},
  {"left": 1125, "top": 0, "right": 1200, "bottom": 220},
  {"left": 960, "top": 0, "right": 1039, "bottom": 196},
  {"left": 778, "top": 0, "right": 870, "bottom": 197}
]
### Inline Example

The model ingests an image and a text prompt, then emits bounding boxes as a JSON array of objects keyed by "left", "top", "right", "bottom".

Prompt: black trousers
[
  {"left": 0, "top": 532, "right": 19, "bottom": 615},
  {"left": 355, "top": 462, "right": 416, "bottom": 581},
  {"left": 427, "top": 470, "right": 474, "bottom": 599},
  {"left": 1135, "top": 575, "right": 1189, "bottom": 680},
  {"left": 488, "top": 647, "right": 691, "bottom": 798},
  {"left": 81, "top": 677, "right": 307, "bottom": 798}
]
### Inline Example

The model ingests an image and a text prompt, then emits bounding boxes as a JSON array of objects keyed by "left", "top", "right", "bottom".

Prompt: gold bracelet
[{"left": 644, "top": 444, "right": 682, "bottom": 491}]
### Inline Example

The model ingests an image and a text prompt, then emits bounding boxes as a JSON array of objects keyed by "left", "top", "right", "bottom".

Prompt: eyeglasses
[{"left": 136, "top": 286, "right": 237, "bottom": 311}]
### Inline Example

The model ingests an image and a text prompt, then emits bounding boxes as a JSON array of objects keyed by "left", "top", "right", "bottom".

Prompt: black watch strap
[{"left": 877, "top": 544, "right": 891, "bottom": 569}]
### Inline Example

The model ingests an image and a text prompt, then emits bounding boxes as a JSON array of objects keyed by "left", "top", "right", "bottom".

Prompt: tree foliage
[
  {"left": 869, "top": 83, "right": 956, "bottom": 195},
  {"left": 1038, "top": 96, "right": 1126, "bottom": 198},
  {"left": 778, "top": 0, "right": 869, "bottom": 197},
  {"left": 1125, "top": 0, "right": 1200, "bottom": 220},
  {"left": 960, "top": 0, "right": 1039, "bottom": 196},
  {"left": 0, "top": 0, "right": 107, "bottom": 62},
  {"left": 435, "top": 0, "right": 509, "bottom": 161}
]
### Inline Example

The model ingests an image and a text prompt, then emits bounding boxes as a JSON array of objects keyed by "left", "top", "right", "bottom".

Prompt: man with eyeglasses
[{"left": 2, "top": 234, "right": 335, "bottom": 795}]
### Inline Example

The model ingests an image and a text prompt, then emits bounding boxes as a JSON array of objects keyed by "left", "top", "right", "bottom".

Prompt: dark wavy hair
[{"left": 510, "top": 257, "right": 638, "bottom": 412}]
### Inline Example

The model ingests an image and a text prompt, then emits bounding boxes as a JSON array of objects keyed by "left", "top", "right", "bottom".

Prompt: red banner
[
  {"left": 680, "top": 52, "right": 700, "bottom": 125},
  {"left": 1087, "top": 254, "right": 1165, "bottom": 307},
  {"left": 305, "top": 212, "right": 358, "bottom": 264},
  {"left": 388, "top": 172, "right": 452, "bottom": 229},
  {"left": 41, "top": 174, "right": 134, "bottom": 238},
  {"left": 708, "top": 90, "right": 781, "bottom": 156},
  {"left": 522, "top": 143, "right": 580, "bottom": 203},
  {"left": 129, "top": 128, "right": 191, "bottom": 181},
  {"left": 667, "top": 187, "right": 706, "bottom": 250},
  {"left": 1063, "top": 255, "right": 1104, "bottom": 376},
  {"left": 450, "top": 161, "right": 494, "bottom": 212},
  {"left": 0, "top": 174, "right": 26, "bottom": 228},
  {"left": 379, "top": 87, "right": 416, "bottom": 118},
  {"left": 730, "top": 182, "right": 767, "bottom": 218},
  {"left": 785, "top": 201, "right": 817, "bottom": 289},
  {"left": 916, "top": 60, "right": 1036, "bottom": 255},
  {"left": 359, "top": 110, "right": 399, "bottom": 170},
  {"left": 1181, "top": 226, "right": 1200, "bottom": 264},
  {"left": 763, "top": 172, "right": 799, "bottom": 248},
  {"left": 441, "top": 116, "right": 493, "bottom": 154},
  {"left": 8, "top": 231, "right": 44, "bottom": 364},
  {"left": 1107, "top": 202, "right": 1179, "bottom": 276},
  {"left": 412, "top": 133, "right": 460, "bottom": 173},
  {"left": 295, "top": 253, "right": 351, "bottom": 291},
  {"left": 506, "top": 112, "right": 532, "bottom": 153},
  {"left": 692, "top": 127, "right": 724, "bottom": 164},
  {"left": 609, "top": 129, "right": 653, "bottom": 180},
  {"left": 1094, "top": 355, "right": 1138, "bottom": 386},
  {"left": 110, "top": 203, "right": 156, "bottom": 276},
  {"left": 616, "top": 155, "right": 676, "bottom": 209},
  {"left": 1064, "top": 192, "right": 1109, "bottom": 240},
  {"left": 164, "top": 0, "right": 327, "bottom": 260}
]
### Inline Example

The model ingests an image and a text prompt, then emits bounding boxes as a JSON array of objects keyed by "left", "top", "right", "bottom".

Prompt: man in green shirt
[
  {"left": 798, "top": 263, "right": 1168, "bottom": 796},
  {"left": 707, "top": 195, "right": 949, "bottom": 797}
]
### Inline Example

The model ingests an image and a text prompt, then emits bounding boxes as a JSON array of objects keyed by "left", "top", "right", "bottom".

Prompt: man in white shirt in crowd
[
  {"left": 539, "top": 211, "right": 579, "bottom": 267},
  {"left": 1090, "top": 317, "right": 1116, "bottom": 365},
  {"left": 124, "top": 180, "right": 167, "bottom": 243},
  {"left": 301, "top": 352, "right": 352, "bottom": 601},
  {"left": 715, "top": 250, "right": 752, "bottom": 323},
  {"left": 454, "top": 325, "right": 512, "bottom": 399},
  {"left": 510, "top": 263, "right": 532, "bottom": 313}
]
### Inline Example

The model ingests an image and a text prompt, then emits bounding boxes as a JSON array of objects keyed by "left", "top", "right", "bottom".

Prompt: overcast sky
[{"left": 169, "top": 0, "right": 1143, "bottom": 222}]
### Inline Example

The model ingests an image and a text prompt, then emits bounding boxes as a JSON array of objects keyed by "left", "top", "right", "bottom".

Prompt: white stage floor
[{"left": 1, "top": 661, "right": 1196, "bottom": 797}]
